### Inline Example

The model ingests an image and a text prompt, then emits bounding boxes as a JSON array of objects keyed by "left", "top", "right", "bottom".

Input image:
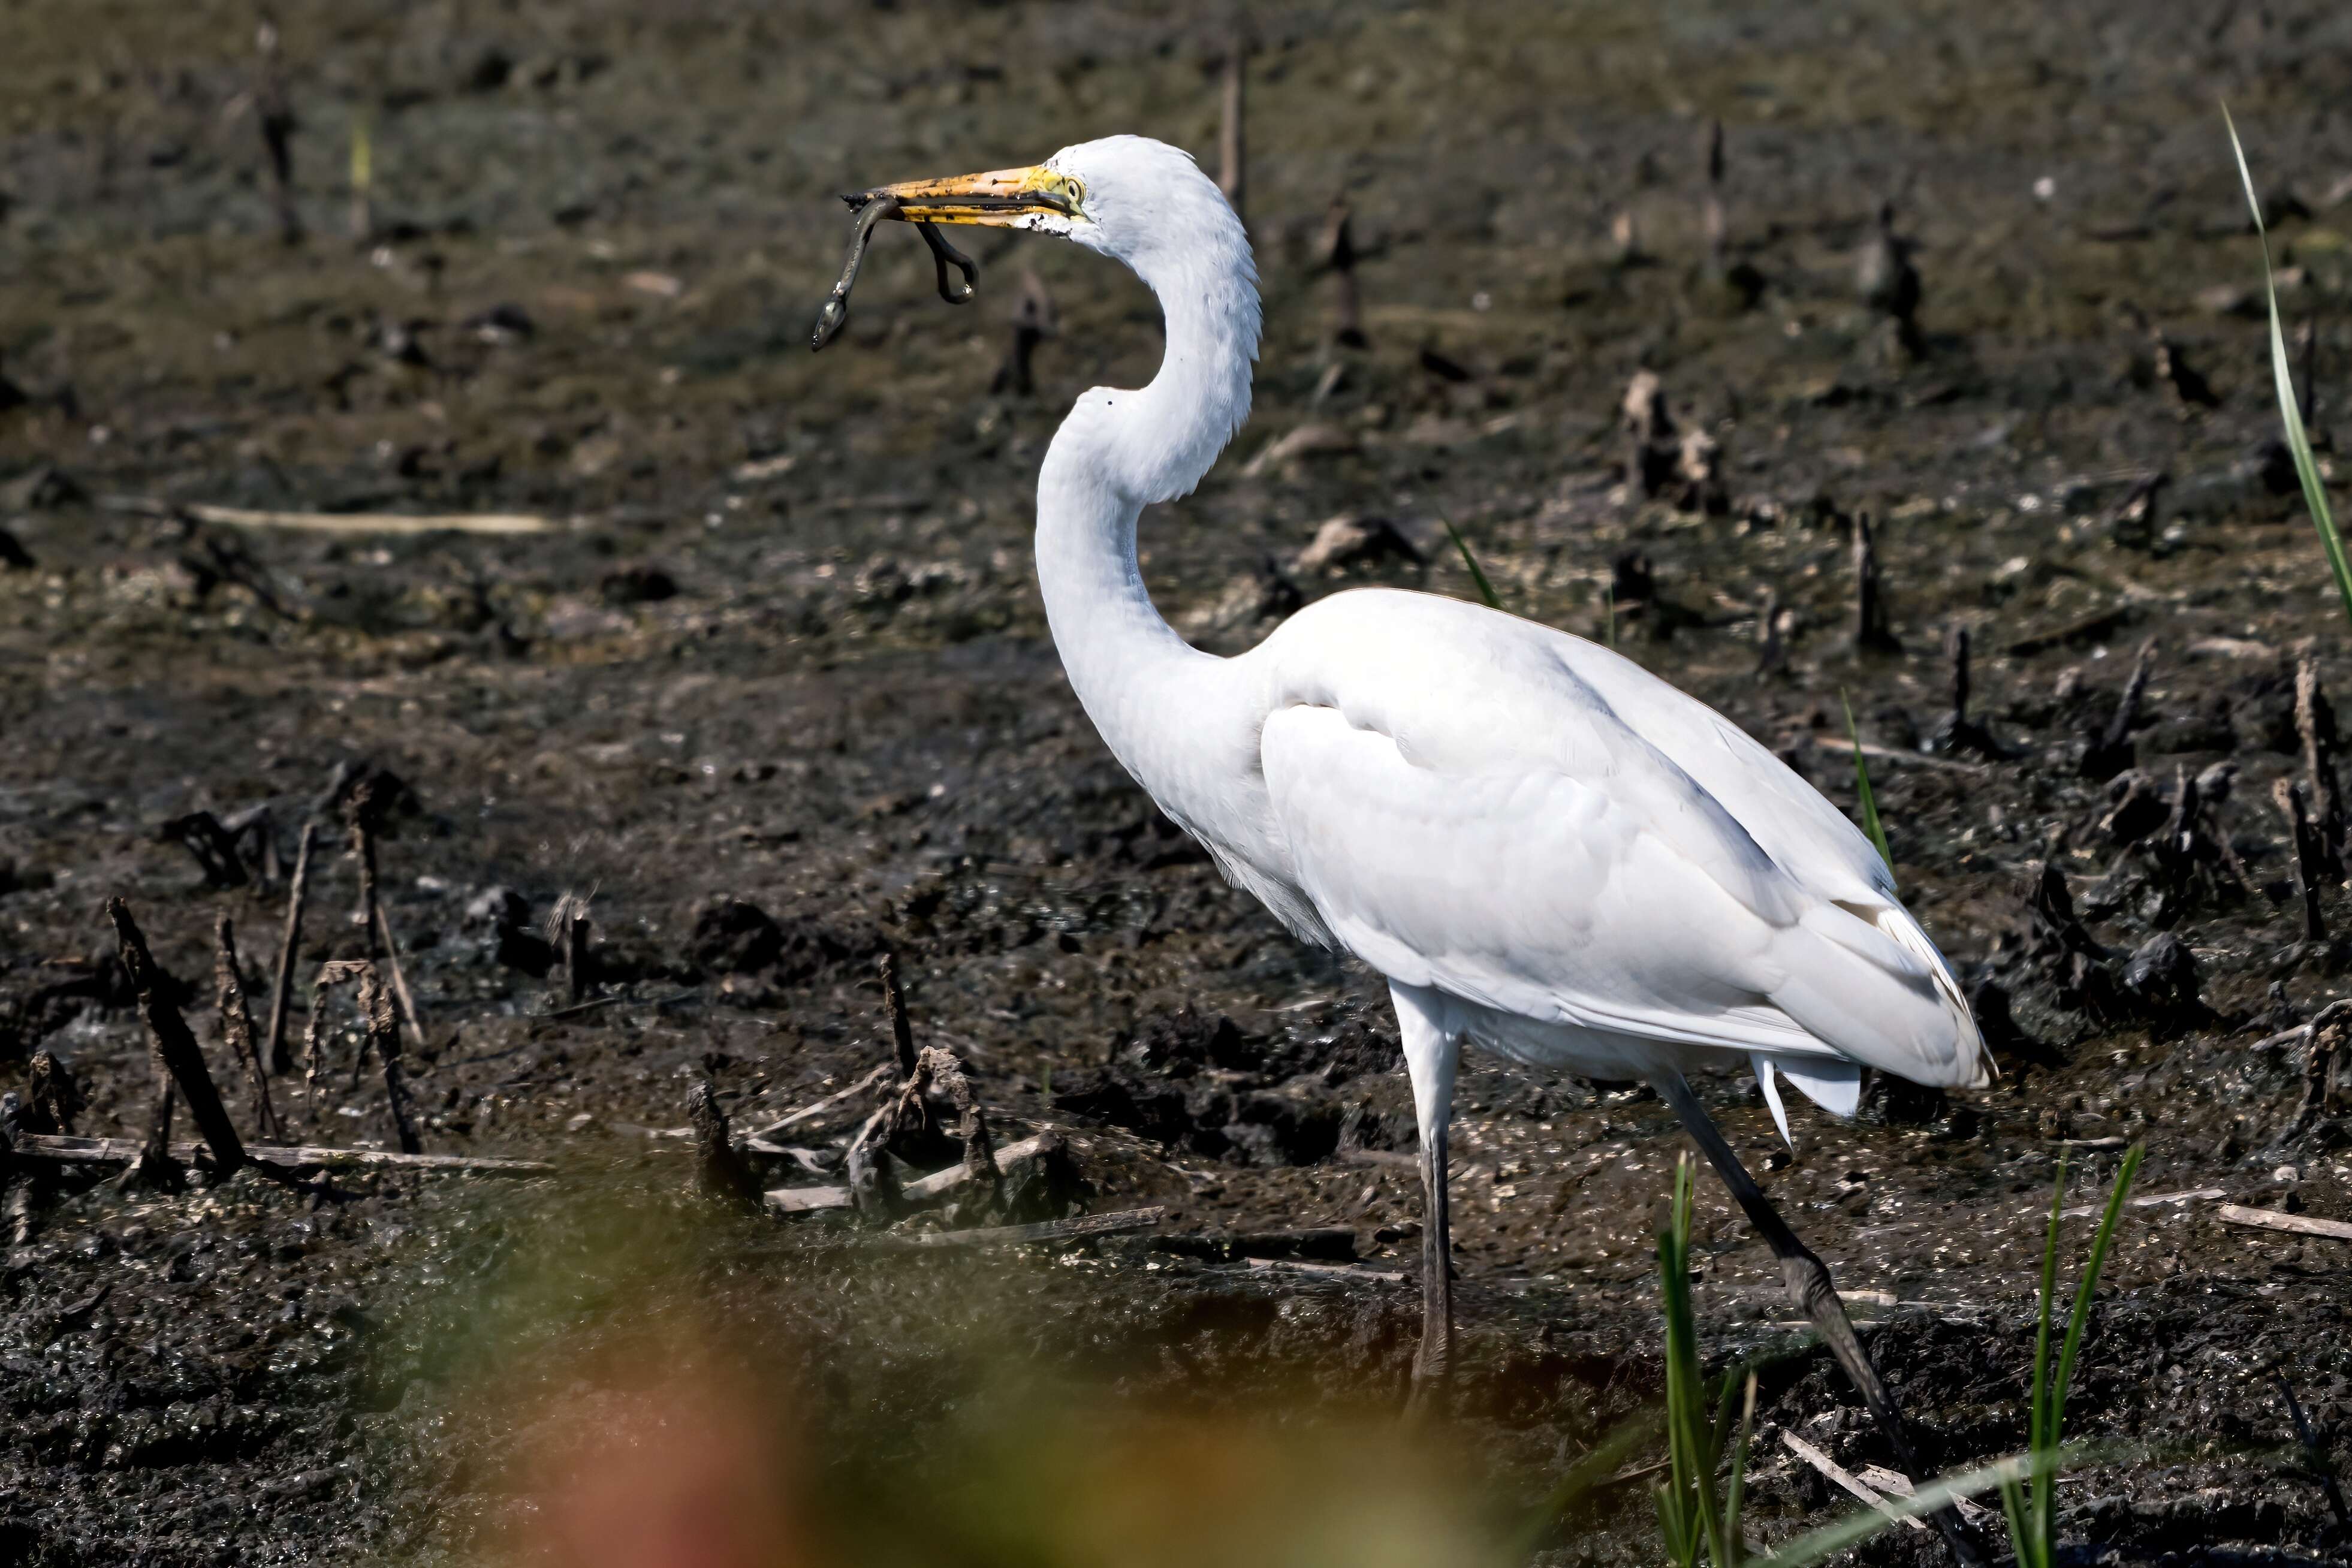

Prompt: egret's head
[{"left": 848, "top": 135, "right": 1240, "bottom": 273}]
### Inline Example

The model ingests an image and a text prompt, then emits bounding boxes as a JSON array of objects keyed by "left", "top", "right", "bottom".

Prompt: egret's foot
[{"left": 1651, "top": 1071, "right": 1990, "bottom": 1568}]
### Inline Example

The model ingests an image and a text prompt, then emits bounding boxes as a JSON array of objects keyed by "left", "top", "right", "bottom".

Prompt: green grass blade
[
  {"left": 1442, "top": 517, "right": 1503, "bottom": 610},
  {"left": 1997, "top": 1471, "right": 2036, "bottom": 1568},
  {"left": 2050, "top": 1144, "right": 2142, "bottom": 1440},
  {"left": 2225, "top": 106, "right": 2352, "bottom": 629},
  {"left": 1659, "top": 1157, "right": 1721, "bottom": 1567},
  {"left": 1723, "top": 1371, "right": 1757, "bottom": 1568},
  {"left": 1840, "top": 692, "right": 1895, "bottom": 880},
  {"left": 2028, "top": 1154, "right": 2068, "bottom": 1542}
]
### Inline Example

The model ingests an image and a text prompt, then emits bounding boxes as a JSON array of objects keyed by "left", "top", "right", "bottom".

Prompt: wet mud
[{"left": 3, "top": 1, "right": 2352, "bottom": 1563}]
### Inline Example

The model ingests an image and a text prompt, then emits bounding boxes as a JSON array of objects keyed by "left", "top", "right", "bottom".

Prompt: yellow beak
[{"left": 846, "top": 164, "right": 1082, "bottom": 227}]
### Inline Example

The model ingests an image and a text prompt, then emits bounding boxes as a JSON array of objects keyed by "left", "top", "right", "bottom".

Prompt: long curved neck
[{"left": 1035, "top": 220, "right": 1259, "bottom": 815}]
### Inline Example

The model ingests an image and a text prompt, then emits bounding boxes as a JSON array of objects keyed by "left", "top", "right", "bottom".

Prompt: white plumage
[{"left": 844, "top": 135, "right": 1989, "bottom": 1430}]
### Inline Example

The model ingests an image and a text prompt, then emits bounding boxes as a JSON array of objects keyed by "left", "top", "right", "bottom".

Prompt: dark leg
[{"left": 1652, "top": 1071, "right": 1988, "bottom": 1568}]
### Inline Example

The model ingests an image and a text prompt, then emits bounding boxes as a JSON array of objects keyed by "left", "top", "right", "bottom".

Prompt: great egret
[{"left": 829, "top": 135, "right": 1989, "bottom": 1554}]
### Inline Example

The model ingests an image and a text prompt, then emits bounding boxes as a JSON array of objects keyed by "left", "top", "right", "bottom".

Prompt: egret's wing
[{"left": 1253, "top": 590, "right": 1985, "bottom": 1086}]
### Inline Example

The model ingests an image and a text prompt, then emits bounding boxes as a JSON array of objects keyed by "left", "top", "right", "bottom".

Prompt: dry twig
[
  {"left": 14, "top": 1133, "right": 547, "bottom": 1174},
  {"left": 108, "top": 897, "right": 245, "bottom": 1175},
  {"left": 264, "top": 820, "right": 317, "bottom": 1075},
  {"left": 2216, "top": 1205, "right": 2352, "bottom": 1242},
  {"left": 215, "top": 912, "right": 284, "bottom": 1141}
]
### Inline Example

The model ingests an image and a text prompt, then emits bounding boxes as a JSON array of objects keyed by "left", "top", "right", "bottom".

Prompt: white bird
[{"left": 835, "top": 135, "right": 1989, "bottom": 1549}]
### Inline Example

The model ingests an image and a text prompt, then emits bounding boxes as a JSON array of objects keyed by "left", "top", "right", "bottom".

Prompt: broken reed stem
[
  {"left": 989, "top": 272, "right": 1055, "bottom": 397},
  {"left": 215, "top": 913, "right": 284, "bottom": 1142},
  {"left": 1949, "top": 625, "right": 1973, "bottom": 726},
  {"left": 345, "top": 801, "right": 426, "bottom": 1056},
  {"left": 2295, "top": 653, "right": 2346, "bottom": 882},
  {"left": 2084, "top": 638, "right": 2157, "bottom": 780},
  {"left": 1701, "top": 118, "right": 1726, "bottom": 261},
  {"left": 303, "top": 959, "right": 370, "bottom": 1121},
  {"left": 2280, "top": 1000, "right": 2350, "bottom": 1145},
  {"left": 254, "top": 17, "right": 300, "bottom": 246},
  {"left": 1320, "top": 195, "right": 1364, "bottom": 348},
  {"left": 2275, "top": 777, "right": 2327, "bottom": 943},
  {"left": 564, "top": 907, "right": 590, "bottom": 1003},
  {"left": 107, "top": 897, "right": 246, "bottom": 1175},
  {"left": 358, "top": 964, "right": 420, "bottom": 1155},
  {"left": 879, "top": 950, "right": 918, "bottom": 1078},
  {"left": 842, "top": 1103, "right": 903, "bottom": 1219},
  {"left": 687, "top": 1077, "right": 762, "bottom": 1208},
  {"left": 265, "top": 820, "right": 316, "bottom": 1075},
  {"left": 1852, "top": 512, "right": 1899, "bottom": 654},
  {"left": 133, "top": 1037, "right": 179, "bottom": 1188},
  {"left": 1217, "top": 38, "right": 1247, "bottom": 222},
  {"left": 915, "top": 1045, "right": 1003, "bottom": 1209}
]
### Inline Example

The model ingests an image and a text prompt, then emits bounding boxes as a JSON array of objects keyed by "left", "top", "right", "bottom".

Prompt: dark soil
[{"left": 4, "top": 1, "right": 2352, "bottom": 1564}]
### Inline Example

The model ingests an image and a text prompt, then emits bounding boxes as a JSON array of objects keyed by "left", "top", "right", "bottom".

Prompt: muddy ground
[{"left": 4, "top": 1, "right": 2352, "bottom": 1563}]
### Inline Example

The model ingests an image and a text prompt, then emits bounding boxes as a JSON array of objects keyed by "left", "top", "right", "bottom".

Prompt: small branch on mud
[
  {"left": 687, "top": 1077, "right": 763, "bottom": 1209},
  {"left": 766, "top": 1132, "right": 1057, "bottom": 1217},
  {"left": 2216, "top": 1205, "right": 2352, "bottom": 1243},
  {"left": 2054, "top": 1186, "right": 2224, "bottom": 1220},
  {"left": 264, "top": 820, "right": 318, "bottom": 1077},
  {"left": 215, "top": 912, "right": 284, "bottom": 1142},
  {"left": 2273, "top": 777, "right": 2328, "bottom": 943},
  {"left": 109, "top": 897, "right": 247, "bottom": 1177},
  {"left": 1855, "top": 1464, "right": 1998, "bottom": 1528},
  {"left": 1780, "top": 1431, "right": 1928, "bottom": 1533},
  {"left": 746, "top": 1062, "right": 893, "bottom": 1143},
  {"left": 101, "top": 494, "right": 553, "bottom": 537},
  {"left": 2082, "top": 638, "right": 2155, "bottom": 781},
  {"left": 865, "top": 1204, "right": 1166, "bottom": 1252},
  {"left": 12, "top": 1133, "right": 550, "bottom": 1175}
]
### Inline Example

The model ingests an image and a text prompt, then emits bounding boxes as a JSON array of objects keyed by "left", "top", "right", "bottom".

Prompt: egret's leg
[
  {"left": 1651, "top": 1071, "right": 1988, "bottom": 1568},
  {"left": 1392, "top": 982, "right": 1461, "bottom": 1412}
]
